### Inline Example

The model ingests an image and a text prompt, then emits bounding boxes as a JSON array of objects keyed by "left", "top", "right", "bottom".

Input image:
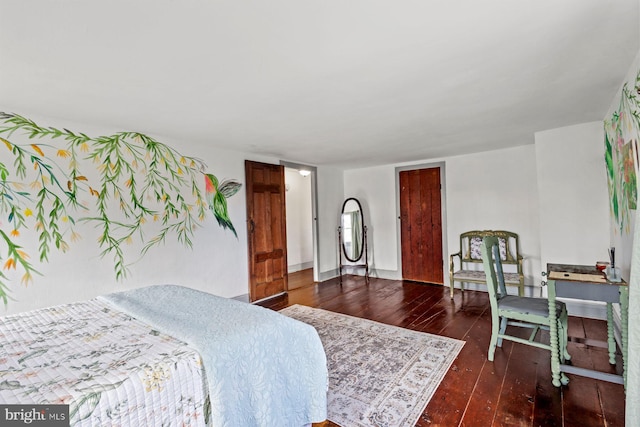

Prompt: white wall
[
  {"left": 343, "top": 145, "right": 541, "bottom": 290},
  {"left": 604, "top": 51, "right": 640, "bottom": 282},
  {"left": 535, "top": 122, "right": 611, "bottom": 270},
  {"left": 0, "top": 113, "right": 345, "bottom": 315},
  {"left": 285, "top": 168, "right": 313, "bottom": 272},
  {"left": 344, "top": 166, "right": 399, "bottom": 276},
  {"left": 446, "top": 146, "right": 541, "bottom": 290},
  {"left": 604, "top": 50, "right": 640, "bottom": 427},
  {"left": 316, "top": 167, "right": 345, "bottom": 280}
]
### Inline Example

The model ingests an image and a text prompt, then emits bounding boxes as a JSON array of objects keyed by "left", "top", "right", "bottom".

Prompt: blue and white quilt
[
  {"left": 100, "top": 285, "right": 328, "bottom": 426},
  {"left": 0, "top": 285, "right": 328, "bottom": 427}
]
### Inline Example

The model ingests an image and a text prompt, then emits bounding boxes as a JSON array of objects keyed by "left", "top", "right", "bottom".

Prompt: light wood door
[
  {"left": 245, "top": 160, "right": 288, "bottom": 301},
  {"left": 399, "top": 167, "right": 443, "bottom": 284}
]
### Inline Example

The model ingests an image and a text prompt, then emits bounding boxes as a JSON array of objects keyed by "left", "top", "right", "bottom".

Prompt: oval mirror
[{"left": 341, "top": 198, "right": 364, "bottom": 262}]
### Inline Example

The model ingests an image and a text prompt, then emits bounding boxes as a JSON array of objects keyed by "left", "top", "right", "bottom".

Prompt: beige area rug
[{"left": 280, "top": 305, "right": 464, "bottom": 427}]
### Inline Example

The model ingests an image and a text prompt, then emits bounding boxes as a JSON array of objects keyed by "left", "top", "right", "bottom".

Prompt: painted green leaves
[
  {"left": 0, "top": 112, "right": 241, "bottom": 304},
  {"left": 604, "top": 72, "right": 640, "bottom": 234}
]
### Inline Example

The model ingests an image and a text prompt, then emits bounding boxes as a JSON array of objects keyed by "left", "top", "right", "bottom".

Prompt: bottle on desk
[{"left": 605, "top": 265, "right": 622, "bottom": 282}]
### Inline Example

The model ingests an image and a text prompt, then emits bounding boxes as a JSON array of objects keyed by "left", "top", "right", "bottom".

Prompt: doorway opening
[{"left": 282, "top": 161, "right": 319, "bottom": 290}]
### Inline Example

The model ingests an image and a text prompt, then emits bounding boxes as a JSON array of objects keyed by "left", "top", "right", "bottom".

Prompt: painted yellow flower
[
  {"left": 62, "top": 216, "right": 69, "bottom": 223},
  {"left": 16, "top": 250, "right": 29, "bottom": 259},
  {"left": 31, "top": 144, "right": 44, "bottom": 156},
  {"left": 24, "top": 208, "right": 33, "bottom": 217},
  {"left": 3, "top": 258, "right": 16, "bottom": 270},
  {"left": 10, "top": 229, "right": 19, "bottom": 237},
  {"left": 80, "top": 142, "right": 89, "bottom": 152},
  {"left": 56, "top": 149, "right": 71, "bottom": 158},
  {"left": 1, "top": 138, "right": 11, "bottom": 150},
  {"left": 21, "top": 272, "right": 33, "bottom": 286},
  {"left": 70, "top": 231, "right": 82, "bottom": 242}
]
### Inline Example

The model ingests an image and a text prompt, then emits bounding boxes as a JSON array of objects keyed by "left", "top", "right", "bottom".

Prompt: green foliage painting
[
  {"left": 604, "top": 69, "right": 640, "bottom": 234},
  {"left": 0, "top": 112, "right": 241, "bottom": 305}
]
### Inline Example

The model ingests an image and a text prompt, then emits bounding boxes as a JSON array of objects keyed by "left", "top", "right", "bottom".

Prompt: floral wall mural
[
  {"left": 0, "top": 113, "right": 241, "bottom": 305},
  {"left": 604, "top": 69, "right": 640, "bottom": 234}
]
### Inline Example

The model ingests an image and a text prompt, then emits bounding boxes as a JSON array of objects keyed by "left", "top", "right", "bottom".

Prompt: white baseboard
[
  {"left": 287, "top": 261, "right": 314, "bottom": 273},
  {"left": 231, "top": 293, "right": 250, "bottom": 303},
  {"left": 561, "top": 299, "right": 607, "bottom": 320}
]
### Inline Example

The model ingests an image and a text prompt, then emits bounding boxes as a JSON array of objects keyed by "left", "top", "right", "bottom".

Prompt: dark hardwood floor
[
  {"left": 257, "top": 275, "right": 626, "bottom": 427},
  {"left": 288, "top": 268, "right": 316, "bottom": 290}
]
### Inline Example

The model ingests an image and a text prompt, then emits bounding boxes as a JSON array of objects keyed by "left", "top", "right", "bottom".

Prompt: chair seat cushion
[
  {"left": 499, "top": 295, "right": 566, "bottom": 317},
  {"left": 453, "top": 270, "right": 521, "bottom": 284}
]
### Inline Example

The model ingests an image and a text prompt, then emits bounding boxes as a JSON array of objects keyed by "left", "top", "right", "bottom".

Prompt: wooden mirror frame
[{"left": 340, "top": 197, "right": 365, "bottom": 262}]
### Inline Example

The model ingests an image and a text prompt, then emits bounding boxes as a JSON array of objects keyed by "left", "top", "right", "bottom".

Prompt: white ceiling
[{"left": 2, "top": 1, "right": 639, "bottom": 168}]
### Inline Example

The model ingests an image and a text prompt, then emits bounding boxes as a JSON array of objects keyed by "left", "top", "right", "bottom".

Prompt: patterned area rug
[{"left": 280, "top": 305, "right": 465, "bottom": 427}]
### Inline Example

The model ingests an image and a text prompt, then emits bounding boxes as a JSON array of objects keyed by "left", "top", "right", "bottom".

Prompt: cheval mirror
[{"left": 338, "top": 197, "right": 369, "bottom": 284}]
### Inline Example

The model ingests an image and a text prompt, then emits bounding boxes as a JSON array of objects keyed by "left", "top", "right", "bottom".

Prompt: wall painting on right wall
[{"left": 604, "top": 68, "right": 640, "bottom": 235}]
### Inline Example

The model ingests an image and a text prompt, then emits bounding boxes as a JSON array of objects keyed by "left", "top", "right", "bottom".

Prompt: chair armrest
[
  {"left": 449, "top": 251, "right": 461, "bottom": 276},
  {"left": 517, "top": 255, "right": 524, "bottom": 273}
]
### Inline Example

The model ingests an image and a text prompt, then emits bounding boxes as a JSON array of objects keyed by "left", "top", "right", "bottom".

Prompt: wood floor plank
[
  {"left": 457, "top": 317, "right": 522, "bottom": 427},
  {"left": 258, "top": 276, "right": 626, "bottom": 426},
  {"left": 492, "top": 329, "right": 545, "bottom": 427}
]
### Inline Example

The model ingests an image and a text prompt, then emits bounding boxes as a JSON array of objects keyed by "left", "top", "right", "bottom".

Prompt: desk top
[{"left": 547, "top": 263, "right": 626, "bottom": 286}]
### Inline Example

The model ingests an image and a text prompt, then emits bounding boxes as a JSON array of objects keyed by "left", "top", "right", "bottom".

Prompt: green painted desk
[{"left": 545, "top": 263, "right": 629, "bottom": 387}]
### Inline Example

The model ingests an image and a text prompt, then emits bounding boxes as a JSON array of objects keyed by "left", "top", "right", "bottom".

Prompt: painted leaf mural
[
  {"left": 0, "top": 112, "right": 241, "bottom": 305},
  {"left": 604, "top": 69, "right": 640, "bottom": 234}
]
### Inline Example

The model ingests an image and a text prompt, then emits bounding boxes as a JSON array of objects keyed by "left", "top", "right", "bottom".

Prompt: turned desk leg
[
  {"left": 607, "top": 302, "right": 616, "bottom": 364},
  {"left": 547, "top": 280, "right": 562, "bottom": 387},
  {"left": 621, "top": 286, "right": 629, "bottom": 389}
]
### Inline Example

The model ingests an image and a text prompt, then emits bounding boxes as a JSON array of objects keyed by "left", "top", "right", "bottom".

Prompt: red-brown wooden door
[
  {"left": 399, "top": 167, "right": 443, "bottom": 284},
  {"left": 245, "top": 160, "right": 288, "bottom": 301}
]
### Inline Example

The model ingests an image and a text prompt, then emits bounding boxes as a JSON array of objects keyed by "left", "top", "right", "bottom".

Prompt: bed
[{"left": 0, "top": 285, "right": 328, "bottom": 426}]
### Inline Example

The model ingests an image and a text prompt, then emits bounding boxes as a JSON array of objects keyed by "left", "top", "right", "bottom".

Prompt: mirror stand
[{"left": 338, "top": 225, "right": 369, "bottom": 285}]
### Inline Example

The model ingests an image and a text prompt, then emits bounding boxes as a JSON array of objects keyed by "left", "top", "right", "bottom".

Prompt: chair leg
[
  {"left": 497, "top": 317, "right": 507, "bottom": 347},
  {"left": 450, "top": 278, "right": 454, "bottom": 299},
  {"left": 488, "top": 315, "right": 501, "bottom": 361}
]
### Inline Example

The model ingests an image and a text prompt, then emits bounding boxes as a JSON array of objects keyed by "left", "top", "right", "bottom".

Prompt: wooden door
[
  {"left": 399, "top": 167, "right": 443, "bottom": 284},
  {"left": 245, "top": 160, "right": 288, "bottom": 301}
]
